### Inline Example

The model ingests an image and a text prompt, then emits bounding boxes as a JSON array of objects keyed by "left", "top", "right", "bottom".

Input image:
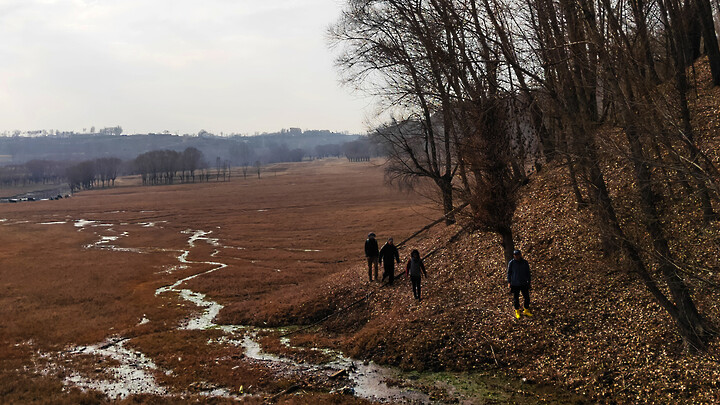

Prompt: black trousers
[
  {"left": 382, "top": 265, "right": 395, "bottom": 284},
  {"left": 367, "top": 256, "right": 379, "bottom": 281},
  {"left": 511, "top": 285, "right": 530, "bottom": 309},
  {"left": 411, "top": 275, "right": 422, "bottom": 299}
]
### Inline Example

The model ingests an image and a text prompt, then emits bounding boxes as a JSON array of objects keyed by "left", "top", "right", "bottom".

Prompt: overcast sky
[{"left": 0, "top": 0, "right": 371, "bottom": 135}]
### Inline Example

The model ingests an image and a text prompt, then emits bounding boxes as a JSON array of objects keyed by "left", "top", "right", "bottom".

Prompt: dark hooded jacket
[
  {"left": 507, "top": 258, "right": 531, "bottom": 287},
  {"left": 378, "top": 243, "right": 399, "bottom": 268},
  {"left": 365, "top": 238, "right": 379, "bottom": 257}
]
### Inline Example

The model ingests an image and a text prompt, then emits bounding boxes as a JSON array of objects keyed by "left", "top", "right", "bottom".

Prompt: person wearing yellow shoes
[{"left": 507, "top": 249, "right": 532, "bottom": 318}]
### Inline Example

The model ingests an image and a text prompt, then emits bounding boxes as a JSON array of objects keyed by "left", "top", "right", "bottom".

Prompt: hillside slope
[{"left": 280, "top": 59, "right": 720, "bottom": 404}]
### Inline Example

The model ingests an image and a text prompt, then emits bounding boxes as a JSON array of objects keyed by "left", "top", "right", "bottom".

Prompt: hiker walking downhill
[
  {"left": 365, "top": 232, "right": 379, "bottom": 282},
  {"left": 507, "top": 249, "right": 533, "bottom": 319},
  {"left": 406, "top": 249, "right": 427, "bottom": 300},
  {"left": 379, "top": 237, "right": 400, "bottom": 285}
]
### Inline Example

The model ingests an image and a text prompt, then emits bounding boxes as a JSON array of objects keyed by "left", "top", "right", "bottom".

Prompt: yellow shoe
[
  {"left": 514, "top": 309, "right": 521, "bottom": 319},
  {"left": 523, "top": 308, "right": 533, "bottom": 317}
]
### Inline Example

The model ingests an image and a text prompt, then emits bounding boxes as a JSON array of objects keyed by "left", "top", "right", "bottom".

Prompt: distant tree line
[
  {"left": 0, "top": 132, "right": 385, "bottom": 197},
  {"left": 227, "top": 136, "right": 380, "bottom": 167},
  {"left": 0, "top": 160, "right": 68, "bottom": 188},
  {"left": 134, "top": 147, "right": 205, "bottom": 185},
  {"left": 0, "top": 158, "right": 124, "bottom": 193},
  {"left": 343, "top": 139, "right": 374, "bottom": 162},
  {"left": 315, "top": 143, "right": 343, "bottom": 158},
  {"left": 0, "top": 136, "right": 381, "bottom": 192},
  {"left": 0, "top": 129, "right": 368, "bottom": 165},
  {"left": 66, "top": 157, "right": 123, "bottom": 193}
]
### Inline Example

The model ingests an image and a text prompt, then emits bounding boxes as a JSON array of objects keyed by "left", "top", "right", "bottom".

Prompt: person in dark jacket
[
  {"left": 378, "top": 237, "right": 400, "bottom": 285},
  {"left": 365, "top": 232, "right": 379, "bottom": 281},
  {"left": 507, "top": 249, "right": 533, "bottom": 318},
  {"left": 406, "top": 249, "right": 427, "bottom": 300}
]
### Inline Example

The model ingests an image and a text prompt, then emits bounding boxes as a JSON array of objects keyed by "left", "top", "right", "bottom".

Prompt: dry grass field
[{"left": 0, "top": 158, "right": 436, "bottom": 403}]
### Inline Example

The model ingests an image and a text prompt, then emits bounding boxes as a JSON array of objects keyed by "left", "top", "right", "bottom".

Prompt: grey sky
[{"left": 0, "top": 0, "right": 370, "bottom": 135}]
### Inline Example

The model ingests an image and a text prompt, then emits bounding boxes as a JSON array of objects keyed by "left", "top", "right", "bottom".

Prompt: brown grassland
[{"left": 0, "top": 158, "right": 437, "bottom": 403}]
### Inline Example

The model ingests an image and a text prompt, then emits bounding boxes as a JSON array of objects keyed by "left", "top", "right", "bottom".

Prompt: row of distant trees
[
  {"left": 331, "top": 0, "right": 720, "bottom": 351},
  {"left": 135, "top": 147, "right": 206, "bottom": 185},
  {"left": 0, "top": 157, "right": 122, "bottom": 192},
  {"left": 66, "top": 157, "right": 122, "bottom": 192},
  {"left": 132, "top": 141, "right": 380, "bottom": 185},
  {"left": 0, "top": 160, "right": 68, "bottom": 188},
  {"left": 227, "top": 137, "right": 379, "bottom": 165},
  {"left": 0, "top": 137, "right": 381, "bottom": 191}
]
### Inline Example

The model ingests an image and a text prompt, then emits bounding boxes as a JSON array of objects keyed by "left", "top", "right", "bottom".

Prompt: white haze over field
[{"left": 0, "top": 0, "right": 370, "bottom": 135}]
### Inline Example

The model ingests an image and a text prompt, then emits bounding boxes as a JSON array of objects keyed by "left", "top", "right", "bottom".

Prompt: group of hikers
[
  {"left": 364, "top": 232, "right": 533, "bottom": 318},
  {"left": 363, "top": 232, "right": 427, "bottom": 300}
]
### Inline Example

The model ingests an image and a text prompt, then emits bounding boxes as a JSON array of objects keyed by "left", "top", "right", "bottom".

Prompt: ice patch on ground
[
  {"left": 159, "top": 264, "right": 189, "bottom": 274},
  {"left": 217, "top": 332, "right": 430, "bottom": 403},
  {"left": 65, "top": 338, "right": 166, "bottom": 399},
  {"left": 156, "top": 230, "right": 227, "bottom": 330},
  {"left": 75, "top": 219, "right": 97, "bottom": 228},
  {"left": 140, "top": 221, "right": 167, "bottom": 227}
]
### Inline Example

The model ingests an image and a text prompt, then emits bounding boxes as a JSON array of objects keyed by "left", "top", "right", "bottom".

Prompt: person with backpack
[
  {"left": 378, "top": 237, "right": 400, "bottom": 285},
  {"left": 507, "top": 249, "right": 533, "bottom": 319},
  {"left": 364, "top": 232, "right": 379, "bottom": 282},
  {"left": 406, "top": 249, "right": 427, "bottom": 300}
]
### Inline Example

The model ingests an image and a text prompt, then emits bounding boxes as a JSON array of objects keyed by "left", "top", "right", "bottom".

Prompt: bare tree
[
  {"left": 66, "top": 160, "right": 96, "bottom": 193},
  {"left": 330, "top": 0, "right": 459, "bottom": 223},
  {"left": 182, "top": 147, "right": 203, "bottom": 182}
]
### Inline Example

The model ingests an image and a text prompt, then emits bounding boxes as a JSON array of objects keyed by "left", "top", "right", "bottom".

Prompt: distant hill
[{"left": 0, "top": 130, "right": 364, "bottom": 165}]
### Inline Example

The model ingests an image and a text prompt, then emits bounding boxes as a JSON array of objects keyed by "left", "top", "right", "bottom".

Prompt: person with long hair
[{"left": 406, "top": 249, "right": 427, "bottom": 300}]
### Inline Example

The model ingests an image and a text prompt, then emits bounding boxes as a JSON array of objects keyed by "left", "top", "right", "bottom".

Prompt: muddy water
[
  {"left": 64, "top": 338, "right": 167, "bottom": 398},
  {"left": 225, "top": 331, "right": 430, "bottom": 402}
]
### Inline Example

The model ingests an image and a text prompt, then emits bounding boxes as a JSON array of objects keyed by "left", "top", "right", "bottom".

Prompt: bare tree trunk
[
  {"left": 625, "top": 121, "right": 714, "bottom": 350},
  {"left": 437, "top": 175, "right": 456, "bottom": 225},
  {"left": 630, "top": 0, "right": 661, "bottom": 83},
  {"left": 499, "top": 225, "right": 515, "bottom": 264},
  {"left": 664, "top": 0, "right": 719, "bottom": 220},
  {"left": 565, "top": 154, "right": 587, "bottom": 209},
  {"left": 696, "top": 0, "right": 720, "bottom": 85}
]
